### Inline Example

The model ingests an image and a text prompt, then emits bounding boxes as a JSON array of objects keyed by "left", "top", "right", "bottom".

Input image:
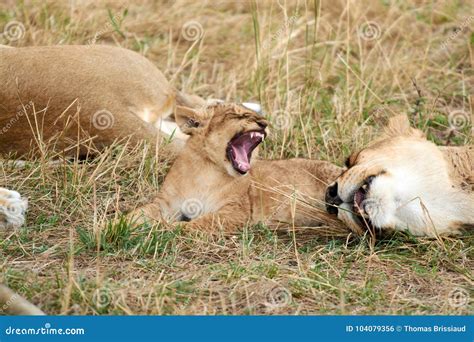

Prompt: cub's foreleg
[
  {"left": 126, "top": 199, "right": 167, "bottom": 225},
  {"left": 184, "top": 202, "right": 250, "bottom": 234}
]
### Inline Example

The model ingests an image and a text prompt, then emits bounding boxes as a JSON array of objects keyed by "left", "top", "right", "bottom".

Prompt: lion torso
[{"left": 155, "top": 154, "right": 343, "bottom": 230}]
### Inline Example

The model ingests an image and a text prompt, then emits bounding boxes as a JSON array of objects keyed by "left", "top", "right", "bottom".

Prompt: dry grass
[{"left": 0, "top": 0, "right": 473, "bottom": 315}]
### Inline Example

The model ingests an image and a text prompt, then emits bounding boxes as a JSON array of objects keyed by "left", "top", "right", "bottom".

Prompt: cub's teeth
[{"left": 250, "top": 132, "right": 255, "bottom": 139}]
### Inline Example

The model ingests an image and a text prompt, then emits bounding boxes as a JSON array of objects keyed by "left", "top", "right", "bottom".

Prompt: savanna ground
[{"left": 0, "top": 0, "right": 473, "bottom": 315}]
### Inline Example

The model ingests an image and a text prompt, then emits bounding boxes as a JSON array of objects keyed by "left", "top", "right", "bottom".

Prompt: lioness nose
[{"left": 325, "top": 182, "right": 342, "bottom": 215}]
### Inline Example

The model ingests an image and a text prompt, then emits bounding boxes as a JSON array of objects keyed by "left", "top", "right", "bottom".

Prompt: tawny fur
[
  {"left": 129, "top": 104, "right": 344, "bottom": 233},
  {"left": 0, "top": 45, "right": 205, "bottom": 157},
  {"left": 332, "top": 115, "right": 473, "bottom": 236},
  {"left": 0, "top": 284, "right": 45, "bottom": 315}
]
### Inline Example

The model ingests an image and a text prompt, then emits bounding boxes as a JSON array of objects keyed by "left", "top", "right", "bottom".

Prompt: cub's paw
[{"left": 0, "top": 188, "right": 28, "bottom": 229}]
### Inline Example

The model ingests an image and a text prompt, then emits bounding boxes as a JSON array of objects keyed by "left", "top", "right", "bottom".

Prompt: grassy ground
[{"left": 0, "top": 0, "right": 473, "bottom": 315}]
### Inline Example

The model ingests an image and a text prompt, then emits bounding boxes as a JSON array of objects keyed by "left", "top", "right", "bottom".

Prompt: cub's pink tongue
[{"left": 231, "top": 145, "right": 250, "bottom": 172}]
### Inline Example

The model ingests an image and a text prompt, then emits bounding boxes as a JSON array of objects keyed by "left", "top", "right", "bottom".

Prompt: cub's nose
[
  {"left": 325, "top": 182, "right": 342, "bottom": 215},
  {"left": 257, "top": 120, "right": 268, "bottom": 129}
]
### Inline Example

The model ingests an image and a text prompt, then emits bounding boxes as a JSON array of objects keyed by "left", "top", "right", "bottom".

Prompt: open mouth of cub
[{"left": 226, "top": 130, "right": 266, "bottom": 174}]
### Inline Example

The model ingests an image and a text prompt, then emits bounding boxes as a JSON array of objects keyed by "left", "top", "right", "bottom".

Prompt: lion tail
[{"left": 0, "top": 284, "right": 45, "bottom": 315}]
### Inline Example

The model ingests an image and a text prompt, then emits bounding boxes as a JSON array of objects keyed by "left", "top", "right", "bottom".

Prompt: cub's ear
[
  {"left": 384, "top": 115, "right": 425, "bottom": 138},
  {"left": 174, "top": 106, "right": 207, "bottom": 135}
]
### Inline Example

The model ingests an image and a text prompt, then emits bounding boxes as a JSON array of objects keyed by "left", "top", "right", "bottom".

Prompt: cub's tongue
[
  {"left": 229, "top": 131, "right": 264, "bottom": 174},
  {"left": 230, "top": 136, "right": 253, "bottom": 173}
]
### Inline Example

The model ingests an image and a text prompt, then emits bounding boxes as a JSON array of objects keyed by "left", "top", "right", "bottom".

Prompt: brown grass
[{"left": 0, "top": 0, "right": 472, "bottom": 315}]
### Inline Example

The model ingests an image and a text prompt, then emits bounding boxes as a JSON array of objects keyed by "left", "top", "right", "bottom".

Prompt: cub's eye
[{"left": 187, "top": 118, "right": 200, "bottom": 128}]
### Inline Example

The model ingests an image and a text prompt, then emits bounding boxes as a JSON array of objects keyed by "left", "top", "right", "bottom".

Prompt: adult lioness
[
  {"left": 128, "top": 103, "right": 343, "bottom": 233},
  {"left": 0, "top": 45, "right": 199, "bottom": 229},
  {"left": 325, "top": 115, "right": 473, "bottom": 237},
  {"left": 0, "top": 45, "right": 207, "bottom": 157}
]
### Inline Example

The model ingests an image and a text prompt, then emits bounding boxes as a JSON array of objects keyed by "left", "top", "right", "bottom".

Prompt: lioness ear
[
  {"left": 384, "top": 115, "right": 425, "bottom": 138},
  {"left": 174, "top": 106, "right": 205, "bottom": 135}
]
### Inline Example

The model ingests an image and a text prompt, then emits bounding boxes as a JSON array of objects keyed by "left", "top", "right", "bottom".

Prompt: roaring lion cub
[
  {"left": 128, "top": 103, "right": 343, "bottom": 232},
  {"left": 325, "top": 115, "right": 473, "bottom": 237}
]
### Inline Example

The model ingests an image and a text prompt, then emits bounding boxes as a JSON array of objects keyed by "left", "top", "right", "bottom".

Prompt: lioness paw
[{"left": 0, "top": 188, "right": 28, "bottom": 229}]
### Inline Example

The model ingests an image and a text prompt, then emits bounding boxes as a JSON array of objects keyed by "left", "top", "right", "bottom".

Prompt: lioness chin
[
  {"left": 325, "top": 115, "right": 473, "bottom": 237},
  {"left": 128, "top": 103, "right": 343, "bottom": 233}
]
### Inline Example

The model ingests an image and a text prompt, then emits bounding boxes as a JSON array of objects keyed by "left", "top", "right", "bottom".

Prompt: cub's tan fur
[
  {"left": 129, "top": 104, "right": 343, "bottom": 233},
  {"left": 0, "top": 45, "right": 206, "bottom": 157},
  {"left": 326, "top": 115, "right": 473, "bottom": 236}
]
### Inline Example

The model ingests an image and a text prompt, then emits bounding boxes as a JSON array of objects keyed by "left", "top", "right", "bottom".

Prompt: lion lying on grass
[
  {"left": 0, "top": 45, "right": 260, "bottom": 230},
  {"left": 128, "top": 103, "right": 343, "bottom": 232},
  {"left": 0, "top": 45, "right": 206, "bottom": 229},
  {"left": 325, "top": 115, "right": 473, "bottom": 237}
]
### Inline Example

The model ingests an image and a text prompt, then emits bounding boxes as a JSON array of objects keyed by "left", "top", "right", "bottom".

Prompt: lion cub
[{"left": 129, "top": 103, "right": 343, "bottom": 233}]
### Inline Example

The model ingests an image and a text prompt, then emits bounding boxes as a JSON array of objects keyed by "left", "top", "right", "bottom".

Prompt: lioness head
[
  {"left": 175, "top": 103, "right": 269, "bottom": 176},
  {"left": 325, "top": 115, "right": 472, "bottom": 236}
]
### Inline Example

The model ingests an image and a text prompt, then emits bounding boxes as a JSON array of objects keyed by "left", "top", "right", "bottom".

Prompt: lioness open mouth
[
  {"left": 227, "top": 130, "right": 266, "bottom": 174},
  {"left": 352, "top": 178, "right": 375, "bottom": 230}
]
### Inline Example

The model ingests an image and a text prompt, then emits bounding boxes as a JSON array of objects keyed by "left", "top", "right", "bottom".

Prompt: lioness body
[
  {"left": 130, "top": 104, "right": 343, "bottom": 232},
  {"left": 0, "top": 45, "right": 204, "bottom": 157}
]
